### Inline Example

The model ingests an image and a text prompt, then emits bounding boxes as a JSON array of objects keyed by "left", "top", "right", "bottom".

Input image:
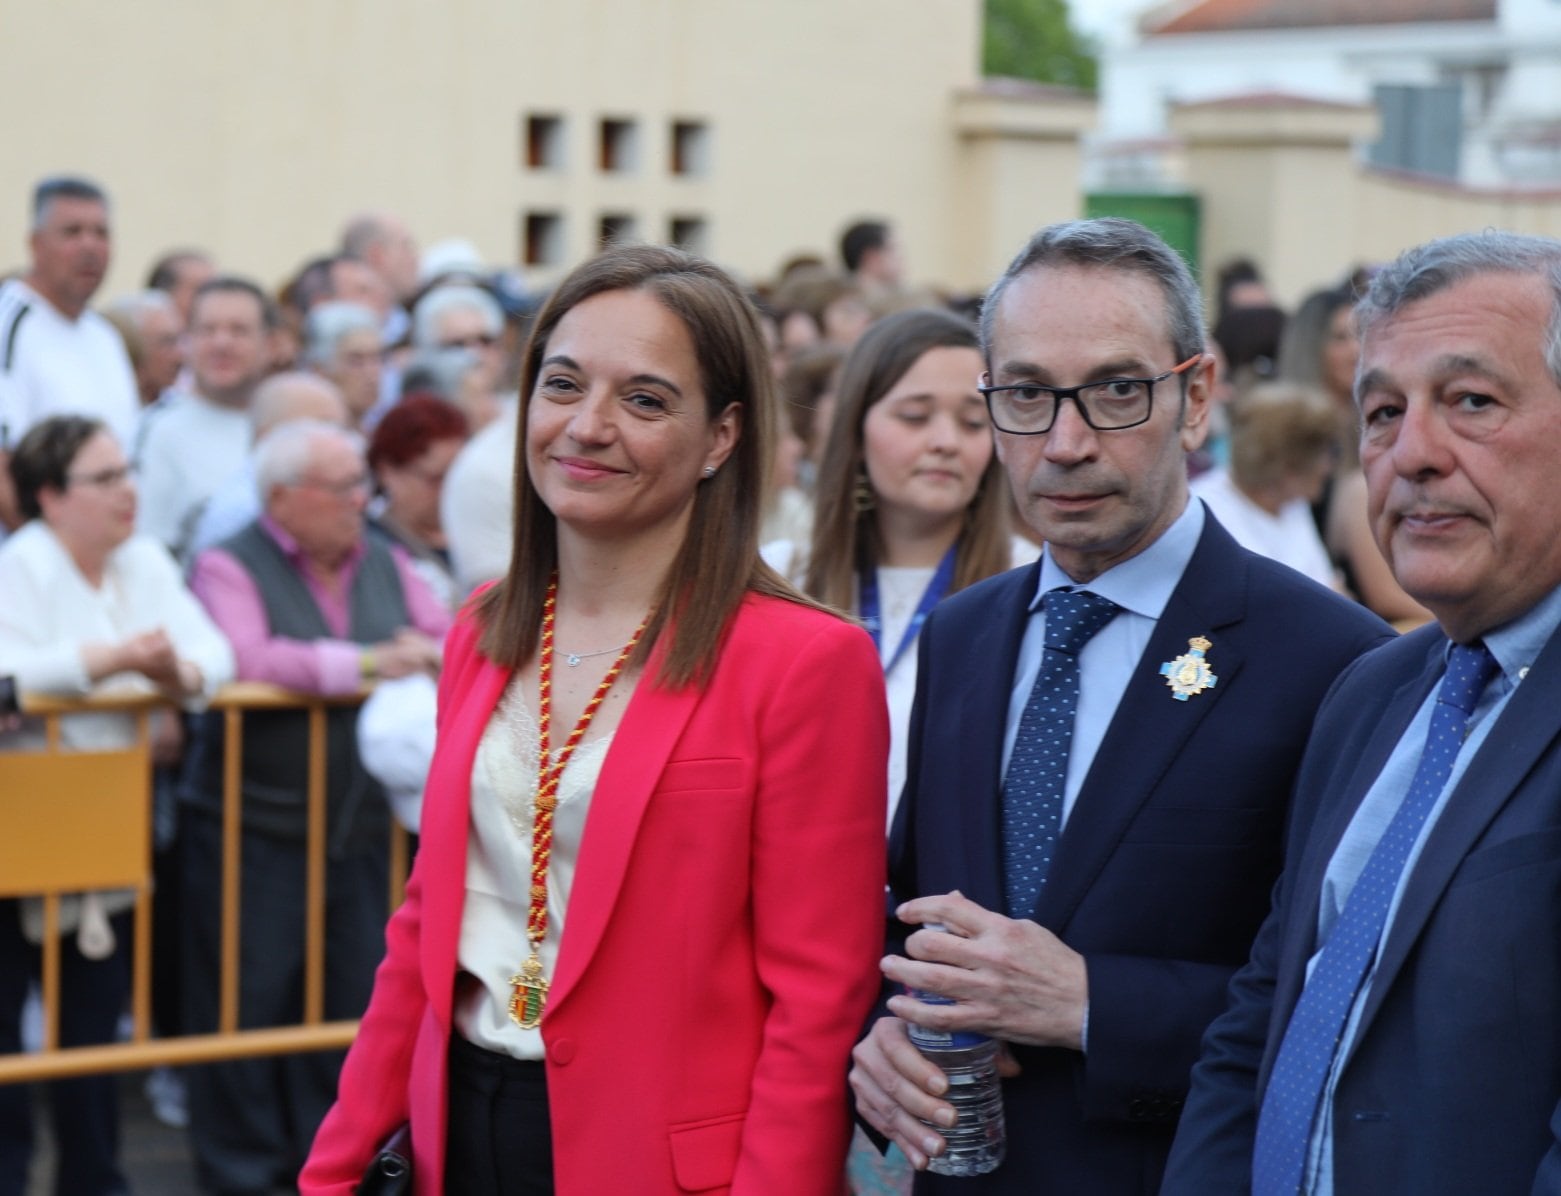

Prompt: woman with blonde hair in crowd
[
  {"left": 1189, "top": 382, "right": 1342, "bottom": 590},
  {"left": 302, "top": 244, "right": 888, "bottom": 1195}
]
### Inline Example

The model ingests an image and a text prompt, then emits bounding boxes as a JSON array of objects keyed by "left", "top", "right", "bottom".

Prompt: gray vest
[{"left": 188, "top": 521, "right": 410, "bottom": 852}]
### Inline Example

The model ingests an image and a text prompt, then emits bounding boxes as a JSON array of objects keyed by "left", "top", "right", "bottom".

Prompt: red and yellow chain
[{"left": 509, "top": 574, "right": 647, "bottom": 1028}]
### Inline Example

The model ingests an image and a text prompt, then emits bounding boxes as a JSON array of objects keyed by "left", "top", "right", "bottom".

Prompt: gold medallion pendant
[
  {"left": 1159, "top": 636, "right": 1219, "bottom": 701},
  {"left": 508, "top": 953, "right": 549, "bottom": 1029}
]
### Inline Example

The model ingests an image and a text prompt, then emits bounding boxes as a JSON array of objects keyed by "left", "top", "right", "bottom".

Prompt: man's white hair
[
  {"left": 411, "top": 284, "right": 502, "bottom": 349},
  {"left": 304, "top": 301, "right": 380, "bottom": 367},
  {"left": 254, "top": 419, "right": 364, "bottom": 503}
]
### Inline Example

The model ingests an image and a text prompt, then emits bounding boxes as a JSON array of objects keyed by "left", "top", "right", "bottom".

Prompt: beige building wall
[
  {"left": 950, "top": 82, "right": 1098, "bottom": 287},
  {"left": 0, "top": 0, "right": 1090, "bottom": 301},
  {"left": 1172, "top": 98, "right": 1379, "bottom": 308},
  {"left": 1173, "top": 95, "right": 1561, "bottom": 307},
  {"left": 1353, "top": 171, "right": 1561, "bottom": 262}
]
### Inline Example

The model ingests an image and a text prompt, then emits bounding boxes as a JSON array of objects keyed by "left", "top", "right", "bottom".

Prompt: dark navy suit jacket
[
  {"left": 1164, "top": 617, "right": 1561, "bottom": 1195},
  {"left": 887, "top": 513, "right": 1392, "bottom": 1195}
]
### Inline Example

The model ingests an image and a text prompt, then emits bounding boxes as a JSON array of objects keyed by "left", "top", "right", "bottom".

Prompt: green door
[{"left": 1084, "top": 192, "right": 1201, "bottom": 276}]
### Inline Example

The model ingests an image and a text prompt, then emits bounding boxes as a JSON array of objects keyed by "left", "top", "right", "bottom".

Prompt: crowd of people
[{"left": 3, "top": 169, "right": 1561, "bottom": 1196}]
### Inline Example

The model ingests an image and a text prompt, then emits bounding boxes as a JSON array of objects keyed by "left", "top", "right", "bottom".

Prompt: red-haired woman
[{"left": 367, "top": 394, "right": 471, "bottom": 609}]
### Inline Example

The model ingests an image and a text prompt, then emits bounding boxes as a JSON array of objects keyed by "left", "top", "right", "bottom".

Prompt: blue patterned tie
[
  {"left": 1001, "top": 588, "right": 1121, "bottom": 917},
  {"left": 1251, "top": 641, "right": 1499, "bottom": 1195}
]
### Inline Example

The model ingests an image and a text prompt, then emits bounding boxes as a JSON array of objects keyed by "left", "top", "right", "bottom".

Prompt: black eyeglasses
[
  {"left": 294, "top": 473, "right": 371, "bottom": 499},
  {"left": 978, "top": 354, "right": 1202, "bottom": 435}
]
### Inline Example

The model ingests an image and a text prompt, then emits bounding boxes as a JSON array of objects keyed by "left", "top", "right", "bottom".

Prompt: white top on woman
[
  {"left": 0, "top": 520, "right": 235, "bottom": 749},
  {"left": 1190, "top": 470, "right": 1338, "bottom": 592},
  {"left": 762, "top": 536, "right": 1039, "bottom": 829}
]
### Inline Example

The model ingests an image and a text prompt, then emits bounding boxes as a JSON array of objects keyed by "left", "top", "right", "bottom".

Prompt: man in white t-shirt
[
  {"left": 133, "top": 277, "right": 277, "bottom": 559},
  {"left": 0, "top": 176, "right": 138, "bottom": 528}
]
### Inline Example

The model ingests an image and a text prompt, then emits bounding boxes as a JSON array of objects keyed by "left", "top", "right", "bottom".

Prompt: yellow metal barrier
[{"left": 0, "top": 682, "right": 408, "bottom": 1082}]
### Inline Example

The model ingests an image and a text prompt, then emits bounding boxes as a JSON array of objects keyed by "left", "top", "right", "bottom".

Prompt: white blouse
[
  {"left": 0, "top": 520, "right": 236, "bottom": 951},
  {"left": 455, "top": 676, "right": 615, "bottom": 1060},
  {"left": 0, "top": 521, "right": 234, "bottom": 749}
]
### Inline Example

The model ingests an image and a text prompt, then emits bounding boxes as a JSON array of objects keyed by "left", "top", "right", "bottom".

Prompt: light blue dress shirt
[
  {"left": 1000, "top": 498, "right": 1205, "bottom": 827},
  {"left": 1303, "top": 580, "right": 1561, "bottom": 1194}
]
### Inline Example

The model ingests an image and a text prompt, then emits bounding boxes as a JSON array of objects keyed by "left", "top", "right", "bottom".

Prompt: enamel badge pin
[{"left": 1160, "top": 636, "right": 1218, "bottom": 701}]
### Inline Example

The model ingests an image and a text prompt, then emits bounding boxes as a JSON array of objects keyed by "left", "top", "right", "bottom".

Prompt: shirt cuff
[{"left": 316, "top": 641, "right": 368, "bottom": 695}]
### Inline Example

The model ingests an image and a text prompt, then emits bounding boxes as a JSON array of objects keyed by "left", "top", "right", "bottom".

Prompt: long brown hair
[
  {"left": 476, "top": 244, "right": 812, "bottom": 688},
  {"left": 805, "top": 307, "right": 1011, "bottom": 611}
]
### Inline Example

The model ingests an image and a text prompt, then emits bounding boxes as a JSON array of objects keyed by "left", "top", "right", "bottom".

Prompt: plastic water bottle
[{"left": 905, "top": 927, "right": 1005, "bottom": 1176}]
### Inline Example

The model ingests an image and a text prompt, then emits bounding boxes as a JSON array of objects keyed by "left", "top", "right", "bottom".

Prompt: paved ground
[{"left": 24, "top": 1071, "right": 202, "bottom": 1195}]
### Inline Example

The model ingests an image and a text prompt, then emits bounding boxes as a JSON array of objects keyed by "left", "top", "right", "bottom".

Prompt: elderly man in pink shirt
[{"left": 184, "top": 418, "right": 451, "bottom": 1196}]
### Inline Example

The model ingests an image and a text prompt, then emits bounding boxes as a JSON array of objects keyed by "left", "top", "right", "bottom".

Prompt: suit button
[
  {"left": 549, "top": 1037, "right": 576, "bottom": 1065},
  {"left": 1128, "top": 1098, "right": 1148, "bottom": 1121}
]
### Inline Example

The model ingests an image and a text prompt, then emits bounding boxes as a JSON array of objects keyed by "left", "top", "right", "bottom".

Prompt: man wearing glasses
[
  {"left": 411, "top": 283, "right": 506, "bottom": 378},
  {"left": 850, "top": 218, "right": 1392, "bottom": 1195}
]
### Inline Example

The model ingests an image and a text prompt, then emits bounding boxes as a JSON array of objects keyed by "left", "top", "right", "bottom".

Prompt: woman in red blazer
[{"left": 300, "top": 245, "right": 888, "bottom": 1195}]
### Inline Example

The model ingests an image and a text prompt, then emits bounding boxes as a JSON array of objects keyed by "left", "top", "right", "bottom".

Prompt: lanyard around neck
[{"left": 859, "top": 543, "right": 957, "bottom": 676}]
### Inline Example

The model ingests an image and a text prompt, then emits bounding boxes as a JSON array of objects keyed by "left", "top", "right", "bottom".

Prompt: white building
[{"left": 1095, "top": 0, "right": 1561, "bottom": 188}]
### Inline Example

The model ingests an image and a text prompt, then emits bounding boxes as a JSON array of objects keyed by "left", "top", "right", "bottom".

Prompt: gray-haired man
[
  {"left": 849, "top": 218, "right": 1391, "bottom": 1194},
  {"left": 1166, "top": 230, "right": 1561, "bottom": 1196}
]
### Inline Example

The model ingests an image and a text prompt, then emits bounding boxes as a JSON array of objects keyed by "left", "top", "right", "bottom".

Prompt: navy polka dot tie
[
  {"left": 1001, "top": 588, "right": 1121, "bottom": 918},
  {"left": 1251, "top": 640, "right": 1499, "bottom": 1195}
]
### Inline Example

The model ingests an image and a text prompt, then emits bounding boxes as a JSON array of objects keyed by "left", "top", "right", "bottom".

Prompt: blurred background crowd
[{"left": 8, "top": 0, "right": 1549, "bottom": 1189}]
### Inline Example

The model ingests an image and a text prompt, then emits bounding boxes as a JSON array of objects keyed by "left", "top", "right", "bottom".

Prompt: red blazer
[{"left": 301, "top": 591, "right": 888, "bottom": 1195}]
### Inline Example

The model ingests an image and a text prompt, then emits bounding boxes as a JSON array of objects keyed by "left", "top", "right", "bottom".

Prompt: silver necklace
[{"left": 555, "top": 642, "right": 630, "bottom": 667}]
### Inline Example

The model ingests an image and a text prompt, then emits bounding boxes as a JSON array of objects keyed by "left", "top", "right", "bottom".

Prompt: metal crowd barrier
[{"left": 0, "top": 683, "right": 409, "bottom": 1083}]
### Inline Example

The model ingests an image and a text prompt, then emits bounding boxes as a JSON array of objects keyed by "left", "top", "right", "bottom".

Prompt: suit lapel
[
  {"left": 1263, "top": 646, "right": 1439, "bottom": 1048},
  {"left": 1352, "top": 622, "right": 1561, "bottom": 1040},
  {"left": 953, "top": 565, "right": 1039, "bottom": 915},
  {"left": 1034, "top": 521, "right": 1243, "bottom": 928},
  {"left": 546, "top": 646, "right": 702, "bottom": 1016}
]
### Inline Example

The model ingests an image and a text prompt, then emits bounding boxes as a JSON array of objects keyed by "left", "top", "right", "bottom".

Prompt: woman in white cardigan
[{"left": 0, "top": 415, "right": 233, "bottom": 1196}]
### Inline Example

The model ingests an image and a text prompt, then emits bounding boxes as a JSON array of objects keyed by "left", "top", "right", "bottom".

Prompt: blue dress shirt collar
[{"left": 1031, "top": 496, "right": 1206, "bottom": 618}]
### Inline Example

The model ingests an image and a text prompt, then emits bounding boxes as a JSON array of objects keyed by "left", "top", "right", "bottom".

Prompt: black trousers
[
  {"left": 0, "top": 900, "right": 129, "bottom": 1196},
  {"left": 179, "top": 812, "right": 387, "bottom": 1195},
  {"left": 444, "top": 1034, "right": 553, "bottom": 1195}
]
